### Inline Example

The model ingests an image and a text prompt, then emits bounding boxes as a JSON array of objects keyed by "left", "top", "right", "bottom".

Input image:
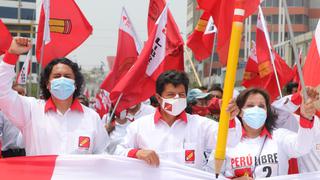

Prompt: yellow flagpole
[{"left": 215, "top": 0, "right": 246, "bottom": 177}]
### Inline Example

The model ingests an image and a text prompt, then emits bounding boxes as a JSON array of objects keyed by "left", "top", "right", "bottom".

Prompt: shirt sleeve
[
  {"left": 274, "top": 117, "right": 315, "bottom": 158},
  {"left": 92, "top": 112, "right": 110, "bottom": 154},
  {"left": 113, "top": 121, "right": 139, "bottom": 157},
  {"left": 271, "top": 94, "right": 300, "bottom": 113},
  {"left": 0, "top": 59, "right": 32, "bottom": 129}
]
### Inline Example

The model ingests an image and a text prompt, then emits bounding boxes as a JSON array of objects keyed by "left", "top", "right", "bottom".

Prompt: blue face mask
[
  {"left": 50, "top": 77, "right": 75, "bottom": 100},
  {"left": 242, "top": 106, "right": 267, "bottom": 130}
]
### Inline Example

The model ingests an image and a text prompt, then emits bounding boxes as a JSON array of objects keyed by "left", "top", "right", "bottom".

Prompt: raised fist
[{"left": 8, "top": 37, "right": 32, "bottom": 55}]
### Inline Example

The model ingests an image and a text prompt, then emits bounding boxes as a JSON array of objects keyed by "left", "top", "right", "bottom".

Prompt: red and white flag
[
  {"left": 94, "top": 90, "right": 111, "bottom": 118},
  {"left": 110, "top": 5, "right": 184, "bottom": 113},
  {"left": 0, "top": 19, "right": 12, "bottom": 55},
  {"left": 196, "top": 0, "right": 262, "bottom": 65},
  {"left": 100, "top": 7, "right": 142, "bottom": 93},
  {"left": 16, "top": 49, "right": 32, "bottom": 85},
  {"left": 148, "top": 0, "right": 184, "bottom": 71},
  {"left": 36, "top": 0, "right": 92, "bottom": 67},
  {"left": 187, "top": 12, "right": 216, "bottom": 61},
  {"left": 292, "top": 48, "right": 303, "bottom": 83},
  {"left": 242, "top": 41, "right": 261, "bottom": 88},
  {"left": 0, "top": 155, "right": 213, "bottom": 179},
  {"left": 303, "top": 20, "right": 320, "bottom": 87},
  {"left": 245, "top": 7, "right": 293, "bottom": 101}
]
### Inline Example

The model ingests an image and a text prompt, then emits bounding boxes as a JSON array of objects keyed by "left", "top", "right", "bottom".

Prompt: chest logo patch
[
  {"left": 78, "top": 136, "right": 90, "bottom": 149},
  {"left": 185, "top": 150, "right": 195, "bottom": 163}
]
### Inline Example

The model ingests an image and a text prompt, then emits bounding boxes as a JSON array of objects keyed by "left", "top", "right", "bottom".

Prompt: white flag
[{"left": 16, "top": 50, "right": 32, "bottom": 85}]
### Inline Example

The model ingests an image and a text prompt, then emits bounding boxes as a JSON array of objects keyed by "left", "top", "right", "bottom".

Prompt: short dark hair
[
  {"left": 40, "top": 58, "right": 84, "bottom": 100},
  {"left": 286, "top": 82, "right": 298, "bottom": 95},
  {"left": 236, "top": 88, "right": 278, "bottom": 133},
  {"left": 210, "top": 85, "right": 223, "bottom": 94},
  {"left": 156, "top": 70, "right": 189, "bottom": 96}
]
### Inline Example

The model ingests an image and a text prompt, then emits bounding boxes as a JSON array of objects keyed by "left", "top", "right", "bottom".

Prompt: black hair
[
  {"left": 78, "top": 95, "right": 89, "bottom": 107},
  {"left": 149, "top": 95, "right": 160, "bottom": 107},
  {"left": 197, "top": 86, "right": 208, "bottom": 91},
  {"left": 40, "top": 58, "right": 84, "bottom": 100},
  {"left": 210, "top": 85, "right": 223, "bottom": 94},
  {"left": 286, "top": 82, "right": 298, "bottom": 95},
  {"left": 156, "top": 70, "right": 189, "bottom": 96},
  {"left": 236, "top": 88, "right": 278, "bottom": 134}
]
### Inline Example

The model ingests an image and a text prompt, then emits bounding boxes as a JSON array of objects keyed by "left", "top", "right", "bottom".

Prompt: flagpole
[
  {"left": 282, "top": 0, "right": 307, "bottom": 100},
  {"left": 184, "top": 47, "right": 202, "bottom": 87},
  {"left": 258, "top": 6, "right": 283, "bottom": 98},
  {"left": 108, "top": 93, "right": 123, "bottom": 124},
  {"left": 215, "top": 0, "right": 245, "bottom": 178},
  {"left": 207, "top": 32, "right": 217, "bottom": 91},
  {"left": 36, "top": 41, "right": 45, "bottom": 98}
]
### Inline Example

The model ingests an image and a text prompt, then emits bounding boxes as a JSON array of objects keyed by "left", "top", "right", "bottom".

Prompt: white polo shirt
[
  {"left": 0, "top": 61, "right": 109, "bottom": 155},
  {"left": 220, "top": 117, "right": 316, "bottom": 179},
  {"left": 272, "top": 93, "right": 320, "bottom": 173},
  {"left": 126, "top": 103, "right": 155, "bottom": 121},
  {"left": 114, "top": 108, "right": 242, "bottom": 170}
]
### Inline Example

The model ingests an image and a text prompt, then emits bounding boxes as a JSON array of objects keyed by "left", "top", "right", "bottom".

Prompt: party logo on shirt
[
  {"left": 234, "top": 167, "right": 253, "bottom": 178},
  {"left": 185, "top": 150, "right": 195, "bottom": 163},
  {"left": 164, "top": 102, "right": 172, "bottom": 112},
  {"left": 78, "top": 136, "right": 90, "bottom": 149}
]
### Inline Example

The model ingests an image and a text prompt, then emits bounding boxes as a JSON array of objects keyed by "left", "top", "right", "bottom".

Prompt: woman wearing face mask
[
  {"left": 114, "top": 70, "right": 242, "bottom": 171},
  {"left": 218, "top": 88, "right": 318, "bottom": 179},
  {"left": 0, "top": 37, "right": 109, "bottom": 155}
]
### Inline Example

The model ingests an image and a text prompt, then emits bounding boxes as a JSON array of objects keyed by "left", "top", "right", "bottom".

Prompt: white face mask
[{"left": 161, "top": 96, "right": 187, "bottom": 116}]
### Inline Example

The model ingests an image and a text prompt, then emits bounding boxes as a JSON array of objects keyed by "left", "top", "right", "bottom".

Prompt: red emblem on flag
[
  {"left": 78, "top": 136, "right": 90, "bottom": 149},
  {"left": 185, "top": 150, "right": 195, "bottom": 163},
  {"left": 164, "top": 102, "right": 172, "bottom": 112}
]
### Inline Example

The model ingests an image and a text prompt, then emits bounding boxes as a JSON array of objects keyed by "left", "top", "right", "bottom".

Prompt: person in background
[
  {"left": 209, "top": 85, "right": 223, "bottom": 99},
  {"left": 126, "top": 102, "right": 155, "bottom": 122},
  {"left": 285, "top": 82, "right": 299, "bottom": 95},
  {"left": 115, "top": 70, "right": 242, "bottom": 171},
  {"left": 186, "top": 88, "right": 211, "bottom": 117},
  {"left": 0, "top": 37, "right": 109, "bottom": 155}
]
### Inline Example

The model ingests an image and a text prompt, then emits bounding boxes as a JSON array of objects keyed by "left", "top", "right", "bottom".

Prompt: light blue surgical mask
[
  {"left": 50, "top": 77, "right": 75, "bottom": 100},
  {"left": 242, "top": 106, "right": 267, "bottom": 130}
]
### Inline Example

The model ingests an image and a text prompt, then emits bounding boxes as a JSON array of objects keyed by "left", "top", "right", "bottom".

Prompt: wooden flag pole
[
  {"left": 184, "top": 47, "right": 203, "bottom": 87},
  {"left": 215, "top": 0, "right": 245, "bottom": 178}
]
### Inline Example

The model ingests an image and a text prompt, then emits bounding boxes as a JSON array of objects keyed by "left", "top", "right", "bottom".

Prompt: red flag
[
  {"left": 0, "top": 19, "right": 12, "bottom": 55},
  {"left": 244, "top": 8, "right": 293, "bottom": 101},
  {"left": 16, "top": 50, "right": 32, "bottom": 85},
  {"left": 110, "top": 5, "right": 183, "bottom": 113},
  {"left": 36, "top": 0, "right": 92, "bottom": 67},
  {"left": 242, "top": 41, "right": 261, "bottom": 88},
  {"left": 196, "top": 0, "right": 262, "bottom": 65},
  {"left": 303, "top": 20, "right": 320, "bottom": 87},
  {"left": 148, "top": 0, "right": 184, "bottom": 71},
  {"left": 187, "top": 12, "right": 216, "bottom": 61},
  {"left": 94, "top": 90, "right": 111, "bottom": 118},
  {"left": 100, "top": 8, "right": 142, "bottom": 92}
]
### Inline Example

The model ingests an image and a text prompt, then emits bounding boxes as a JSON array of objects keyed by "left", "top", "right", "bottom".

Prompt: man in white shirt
[
  {"left": 0, "top": 37, "right": 109, "bottom": 155},
  {"left": 114, "top": 70, "right": 242, "bottom": 170},
  {"left": 126, "top": 102, "right": 155, "bottom": 122}
]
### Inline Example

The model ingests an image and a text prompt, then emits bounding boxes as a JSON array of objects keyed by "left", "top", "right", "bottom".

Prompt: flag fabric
[
  {"left": 16, "top": 50, "right": 32, "bottom": 85},
  {"left": 242, "top": 8, "right": 293, "bottom": 101},
  {"left": 0, "top": 155, "right": 214, "bottom": 180},
  {"left": 196, "top": 0, "right": 262, "bottom": 65},
  {"left": 148, "top": 0, "right": 184, "bottom": 71},
  {"left": 100, "top": 7, "right": 142, "bottom": 92},
  {"left": 187, "top": 12, "right": 216, "bottom": 61},
  {"left": 242, "top": 41, "right": 261, "bottom": 88},
  {"left": 36, "top": 0, "right": 92, "bottom": 67},
  {"left": 94, "top": 90, "right": 111, "bottom": 118},
  {"left": 110, "top": 5, "right": 184, "bottom": 113},
  {"left": 303, "top": 20, "right": 320, "bottom": 87},
  {"left": 0, "top": 19, "right": 12, "bottom": 55}
]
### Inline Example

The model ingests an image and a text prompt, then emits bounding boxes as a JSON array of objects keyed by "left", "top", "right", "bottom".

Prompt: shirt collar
[
  {"left": 154, "top": 108, "right": 188, "bottom": 124},
  {"left": 45, "top": 97, "right": 84, "bottom": 113},
  {"left": 242, "top": 126, "right": 272, "bottom": 139}
]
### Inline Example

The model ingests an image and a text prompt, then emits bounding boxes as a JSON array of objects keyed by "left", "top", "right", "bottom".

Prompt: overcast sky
[{"left": 68, "top": 0, "right": 187, "bottom": 70}]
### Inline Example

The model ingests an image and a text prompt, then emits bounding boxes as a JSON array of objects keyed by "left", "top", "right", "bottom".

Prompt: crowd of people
[{"left": 0, "top": 37, "right": 319, "bottom": 179}]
